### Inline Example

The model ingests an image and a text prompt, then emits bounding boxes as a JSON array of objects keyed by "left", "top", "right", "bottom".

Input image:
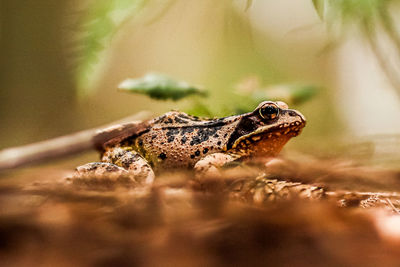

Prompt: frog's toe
[
  {"left": 63, "top": 162, "right": 136, "bottom": 188},
  {"left": 194, "top": 153, "right": 240, "bottom": 179},
  {"left": 128, "top": 164, "right": 155, "bottom": 185},
  {"left": 69, "top": 162, "right": 154, "bottom": 187},
  {"left": 73, "top": 162, "right": 129, "bottom": 179},
  {"left": 194, "top": 161, "right": 222, "bottom": 178}
]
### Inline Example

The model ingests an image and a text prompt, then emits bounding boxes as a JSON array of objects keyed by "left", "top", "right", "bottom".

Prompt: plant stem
[{"left": 0, "top": 111, "right": 152, "bottom": 171}]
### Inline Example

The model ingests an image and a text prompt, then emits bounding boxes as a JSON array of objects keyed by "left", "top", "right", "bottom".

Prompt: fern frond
[{"left": 74, "top": 0, "right": 148, "bottom": 97}]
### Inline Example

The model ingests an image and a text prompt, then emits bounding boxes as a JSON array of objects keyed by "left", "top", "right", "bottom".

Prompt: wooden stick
[
  {"left": 0, "top": 111, "right": 152, "bottom": 171},
  {"left": 325, "top": 191, "right": 400, "bottom": 199}
]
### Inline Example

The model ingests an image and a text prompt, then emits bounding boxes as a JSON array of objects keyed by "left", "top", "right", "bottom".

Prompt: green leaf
[{"left": 118, "top": 73, "right": 208, "bottom": 101}]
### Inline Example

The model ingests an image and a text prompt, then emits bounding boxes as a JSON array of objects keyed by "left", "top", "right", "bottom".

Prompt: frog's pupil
[{"left": 264, "top": 106, "right": 276, "bottom": 114}]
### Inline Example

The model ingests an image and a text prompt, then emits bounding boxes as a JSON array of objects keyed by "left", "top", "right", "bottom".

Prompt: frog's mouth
[{"left": 230, "top": 121, "right": 305, "bottom": 152}]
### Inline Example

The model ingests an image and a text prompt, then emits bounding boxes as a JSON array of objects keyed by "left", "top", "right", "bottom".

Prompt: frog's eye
[{"left": 259, "top": 103, "right": 279, "bottom": 120}]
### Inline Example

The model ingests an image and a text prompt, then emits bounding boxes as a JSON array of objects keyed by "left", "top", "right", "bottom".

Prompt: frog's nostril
[{"left": 288, "top": 111, "right": 297, "bottom": 117}]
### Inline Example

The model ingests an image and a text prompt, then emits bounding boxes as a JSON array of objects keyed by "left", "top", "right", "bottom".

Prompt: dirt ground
[{"left": 1, "top": 154, "right": 400, "bottom": 267}]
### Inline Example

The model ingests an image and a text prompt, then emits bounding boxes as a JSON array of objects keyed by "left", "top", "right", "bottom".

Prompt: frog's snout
[{"left": 287, "top": 109, "right": 306, "bottom": 125}]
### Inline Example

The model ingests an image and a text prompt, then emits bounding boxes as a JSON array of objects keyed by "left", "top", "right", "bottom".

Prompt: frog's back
[{"left": 119, "top": 111, "right": 241, "bottom": 170}]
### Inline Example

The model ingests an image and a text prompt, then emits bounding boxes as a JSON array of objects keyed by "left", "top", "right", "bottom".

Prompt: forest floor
[{"left": 1, "top": 151, "right": 400, "bottom": 266}]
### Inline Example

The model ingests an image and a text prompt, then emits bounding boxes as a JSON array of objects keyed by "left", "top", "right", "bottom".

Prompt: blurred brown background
[
  {"left": 2, "top": 2, "right": 400, "bottom": 266},
  {"left": 1, "top": 0, "right": 400, "bottom": 166}
]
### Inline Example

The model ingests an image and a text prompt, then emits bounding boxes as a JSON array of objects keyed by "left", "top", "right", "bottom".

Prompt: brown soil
[{"left": 1, "top": 155, "right": 400, "bottom": 267}]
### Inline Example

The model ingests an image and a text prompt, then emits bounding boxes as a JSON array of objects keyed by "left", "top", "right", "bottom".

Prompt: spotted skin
[
  {"left": 73, "top": 101, "right": 306, "bottom": 182},
  {"left": 123, "top": 111, "right": 241, "bottom": 169},
  {"left": 101, "top": 147, "right": 154, "bottom": 184}
]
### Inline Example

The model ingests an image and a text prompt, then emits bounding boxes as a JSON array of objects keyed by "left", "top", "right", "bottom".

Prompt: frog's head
[{"left": 226, "top": 101, "right": 306, "bottom": 157}]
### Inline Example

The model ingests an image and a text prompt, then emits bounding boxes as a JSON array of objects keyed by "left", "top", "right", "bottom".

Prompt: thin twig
[
  {"left": 385, "top": 198, "right": 400, "bottom": 214},
  {"left": 326, "top": 191, "right": 400, "bottom": 199},
  {"left": 0, "top": 111, "right": 152, "bottom": 171}
]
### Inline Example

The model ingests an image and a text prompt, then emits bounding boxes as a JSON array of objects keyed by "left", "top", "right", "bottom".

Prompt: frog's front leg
[
  {"left": 74, "top": 162, "right": 129, "bottom": 179},
  {"left": 194, "top": 153, "right": 241, "bottom": 178},
  {"left": 101, "top": 147, "right": 155, "bottom": 185},
  {"left": 72, "top": 147, "right": 154, "bottom": 185}
]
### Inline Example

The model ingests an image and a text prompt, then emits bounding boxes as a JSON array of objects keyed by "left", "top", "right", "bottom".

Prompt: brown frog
[{"left": 73, "top": 101, "right": 306, "bottom": 184}]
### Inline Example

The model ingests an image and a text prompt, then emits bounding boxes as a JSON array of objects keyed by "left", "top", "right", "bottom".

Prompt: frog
[{"left": 72, "top": 101, "right": 306, "bottom": 184}]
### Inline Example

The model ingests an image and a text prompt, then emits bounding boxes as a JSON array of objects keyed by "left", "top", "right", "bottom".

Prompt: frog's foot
[
  {"left": 194, "top": 153, "right": 241, "bottom": 179},
  {"left": 75, "top": 162, "right": 128, "bottom": 177},
  {"left": 102, "top": 147, "right": 155, "bottom": 185},
  {"left": 67, "top": 162, "right": 134, "bottom": 186}
]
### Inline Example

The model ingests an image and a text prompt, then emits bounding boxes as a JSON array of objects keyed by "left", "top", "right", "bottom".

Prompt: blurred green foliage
[
  {"left": 312, "top": 0, "right": 400, "bottom": 96},
  {"left": 312, "top": 0, "right": 397, "bottom": 33},
  {"left": 118, "top": 73, "right": 318, "bottom": 117},
  {"left": 313, "top": 0, "right": 383, "bottom": 22},
  {"left": 76, "top": 0, "right": 147, "bottom": 95},
  {"left": 248, "top": 84, "right": 319, "bottom": 106}
]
